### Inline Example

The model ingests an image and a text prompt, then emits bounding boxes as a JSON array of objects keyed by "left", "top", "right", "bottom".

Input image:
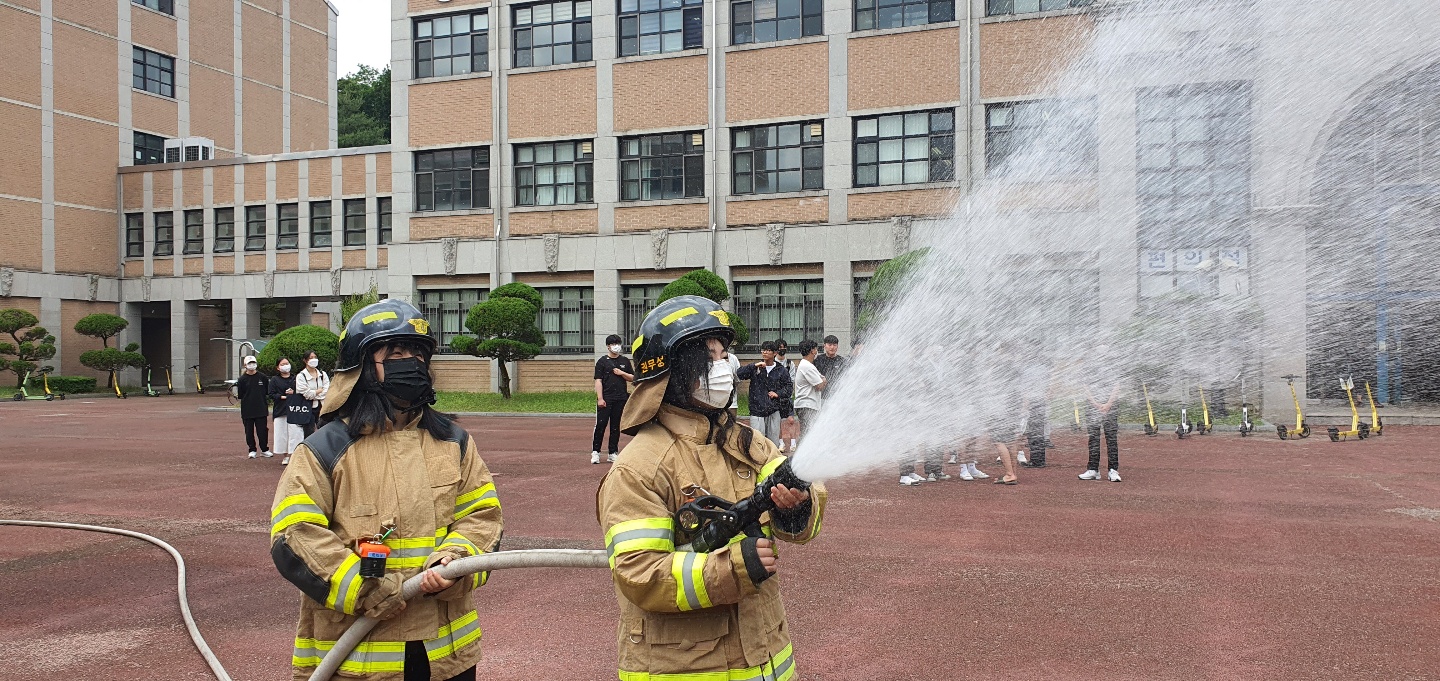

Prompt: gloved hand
[
  {"left": 357, "top": 573, "right": 407, "bottom": 620},
  {"left": 739, "top": 537, "right": 777, "bottom": 585}
]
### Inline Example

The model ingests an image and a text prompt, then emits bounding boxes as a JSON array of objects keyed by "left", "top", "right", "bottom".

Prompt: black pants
[
  {"left": 301, "top": 421, "right": 316, "bottom": 438},
  {"left": 242, "top": 416, "right": 269, "bottom": 453},
  {"left": 1087, "top": 413, "right": 1119, "bottom": 471},
  {"left": 593, "top": 399, "right": 626, "bottom": 454},
  {"left": 1026, "top": 403, "right": 1048, "bottom": 466},
  {"left": 403, "top": 641, "right": 476, "bottom": 681}
]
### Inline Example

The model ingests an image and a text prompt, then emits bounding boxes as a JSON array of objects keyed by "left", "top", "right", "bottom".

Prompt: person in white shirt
[
  {"left": 791, "top": 339, "right": 827, "bottom": 443},
  {"left": 294, "top": 349, "right": 330, "bottom": 444}
]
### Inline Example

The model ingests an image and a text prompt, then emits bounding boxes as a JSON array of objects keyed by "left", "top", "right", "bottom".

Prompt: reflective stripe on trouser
[
  {"left": 454, "top": 483, "right": 499, "bottom": 522},
  {"left": 325, "top": 553, "right": 363, "bottom": 614},
  {"left": 605, "top": 517, "right": 675, "bottom": 569},
  {"left": 271, "top": 493, "right": 328, "bottom": 537},
  {"left": 617, "top": 643, "right": 795, "bottom": 681},
  {"left": 292, "top": 611, "right": 482, "bottom": 673},
  {"left": 670, "top": 551, "right": 711, "bottom": 611}
]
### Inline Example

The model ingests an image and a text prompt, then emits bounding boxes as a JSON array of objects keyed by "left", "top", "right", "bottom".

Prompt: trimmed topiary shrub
[
  {"left": 0, "top": 308, "right": 57, "bottom": 388},
  {"left": 490, "top": 282, "right": 544, "bottom": 310},
  {"left": 857, "top": 247, "right": 932, "bottom": 338},
  {"left": 678, "top": 269, "right": 730, "bottom": 303},
  {"left": 451, "top": 283, "right": 545, "bottom": 399},
  {"left": 658, "top": 271, "right": 748, "bottom": 348},
  {"left": 255, "top": 325, "right": 340, "bottom": 373}
]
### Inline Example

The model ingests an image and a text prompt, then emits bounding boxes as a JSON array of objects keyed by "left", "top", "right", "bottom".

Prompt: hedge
[{"left": 26, "top": 375, "right": 98, "bottom": 394}]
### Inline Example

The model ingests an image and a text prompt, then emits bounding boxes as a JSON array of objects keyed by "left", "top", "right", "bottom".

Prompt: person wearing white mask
[
  {"left": 235, "top": 355, "right": 272, "bottom": 459},
  {"left": 592, "top": 334, "right": 635, "bottom": 464},
  {"left": 267, "top": 357, "right": 304, "bottom": 465},
  {"left": 294, "top": 349, "right": 330, "bottom": 440}
]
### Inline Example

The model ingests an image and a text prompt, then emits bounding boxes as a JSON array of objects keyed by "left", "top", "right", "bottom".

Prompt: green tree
[
  {"left": 857, "top": 248, "right": 932, "bottom": 338},
  {"left": 79, "top": 343, "right": 146, "bottom": 392},
  {"left": 0, "top": 309, "right": 57, "bottom": 388},
  {"left": 337, "top": 66, "right": 391, "bottom": 147},
  {"left": 657, "top": 269, "right": 749, "bottom": 347},
  {"left": 451, "top": 283, "right": 545, "bottom": 399},
  {"left": 341, "top": 284, "right": 382, "bottom": 326},
  {"left": 74, "top": 313, "right": 128, "bottom": 348},
  {"left": 256, "top": 325, "right": 340, "bottom": 373}
]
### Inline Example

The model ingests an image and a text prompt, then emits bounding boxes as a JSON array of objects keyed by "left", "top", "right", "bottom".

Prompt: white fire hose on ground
[{"left": 0, "top": 519, "right": 607, "bottom": 681}]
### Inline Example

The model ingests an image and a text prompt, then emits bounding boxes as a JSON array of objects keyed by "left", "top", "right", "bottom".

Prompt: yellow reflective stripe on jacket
[
  {"left": 424, "top": 610, "right": 484, "bottom": 661},
  {"left": 617, "top": 643, "right": 795, "bottom": 681},
  {"left": 757, "top": 456, "right": 787, "bottom": 484},
  {"left": 270, "top": 493, "right": 329, "bottom": 537},
  {"left": 670, "top": 551, "right": 711, "bottom": 611},
  {"left": 439, "top": 531, "right": 486, "bottom": 587},
  {"left": 454, "top": 482, "right": 499, "bottom": 521},
  {"left": 605, "top": 517, "right": 676, "bottom": 568},
  {"left": 383, "top": 535, "right": 437, "bottom": 570},
  {"left": 325, "top": 553, "right": 363, "bottom": 614}
]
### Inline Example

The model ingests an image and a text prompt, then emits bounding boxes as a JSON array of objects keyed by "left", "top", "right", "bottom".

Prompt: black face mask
[{"left": 380, "top": 357, "right": 435, "bottom": 408}]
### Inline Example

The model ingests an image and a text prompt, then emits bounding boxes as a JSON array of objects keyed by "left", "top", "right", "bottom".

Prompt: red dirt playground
[{"left": 1, "top": 395, "right": 1437, "bottom": 680}]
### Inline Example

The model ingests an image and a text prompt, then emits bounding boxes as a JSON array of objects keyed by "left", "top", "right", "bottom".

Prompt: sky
[{"left": 336, "top": 0, "right": 393, "bottom": 76}]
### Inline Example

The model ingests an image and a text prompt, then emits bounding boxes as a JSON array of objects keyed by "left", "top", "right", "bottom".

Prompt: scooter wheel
[
  {"left": 12, "top": 393, "right": 22, "bottom": 401},
  {"left": 1359, "top": 423, "right": 1370, "bottom": 439},
  {"left": 45, "top": 394, "right": 54, "bottom": 401},
  {"left": 1277, "top": 425, "right": 1288, "bottom": 440},
  {"left": 1299, "top": 424, "right": 1311, "bottom": 439},
  {"left": 58, "top": 394, "right": 65, "bottom": 400},
  {"left": 1327, "top": 427, "right": 1339, "bottom": 442}
]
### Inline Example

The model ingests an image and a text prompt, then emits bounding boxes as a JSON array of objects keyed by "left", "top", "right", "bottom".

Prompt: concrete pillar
[
  {"left": 1253, "top": 206, "right": 1316, "bottom": 424},
  {"left": 594, "top": 268, "right": 621, "bottom": 352},
  {"left": 171, "top": 300, "right": 200, "bottom": 393},
  {"left": 231, "top": 297, "right": 262, "bottom": 377},
  {"left": 39, "top": 297, "right": 62, "bottom": 374},
  {"left": 118, "top": 302, "right": 144, "bottom": 387},
  {"left": 822, "top": 260, "right": 853, "bottom": 349}
]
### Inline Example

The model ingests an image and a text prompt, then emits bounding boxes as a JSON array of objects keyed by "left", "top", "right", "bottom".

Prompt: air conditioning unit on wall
[{"left": 163, "top": 137, "right": 216, "bottom": 164}]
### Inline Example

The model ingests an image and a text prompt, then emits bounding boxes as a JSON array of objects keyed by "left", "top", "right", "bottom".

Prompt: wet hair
[
  {"left": 605, "top": 334, "right": 623, "bottom": 346},
  {"left": 798, "top": 339, "right": 818, "bottom": 357},
  {"left": 662, "top": 334, "right": 752, "bottom": 459},
  {"left": 823, "top": 335, "right": 839, "bottom": 345},
  {"left": 760, "top": 340, "right": 777, "bottom": 353},
  {"left": 319, "top": 339, "right": 454, "bottom": 442}
]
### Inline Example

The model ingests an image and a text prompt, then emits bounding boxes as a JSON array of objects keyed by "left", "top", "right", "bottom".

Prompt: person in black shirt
[
  {"left": 593, "top": 334, "right": 635, "bottom": 464},
  {"left": 235, "top": 354, "right": 272, "bottom": 459},
  {"left": 268, "top": 358, "right": 303, "bottom": 465},
  {"left": 812, "top": 334, "right": 847, "bottom": 393}
]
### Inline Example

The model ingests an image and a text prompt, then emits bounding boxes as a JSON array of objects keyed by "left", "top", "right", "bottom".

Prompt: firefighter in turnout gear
[
  {"left": 597, "top": 295, "right": 826, "bottom": 681},
  {"left": 270, "top": 299, "right": 503, "bottom": 681}
]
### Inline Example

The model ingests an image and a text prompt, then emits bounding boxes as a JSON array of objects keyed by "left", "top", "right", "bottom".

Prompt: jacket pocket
[{"left": 643, "top": 614, "right": 731, "bottom": 673}]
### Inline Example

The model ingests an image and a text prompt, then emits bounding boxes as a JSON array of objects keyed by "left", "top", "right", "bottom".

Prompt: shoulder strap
[
  {"left": 437, "top": 418, "right": 470, "bottom": 461},
  {"left": 302, "top": 420, "right": 357, "bottom": 476}
]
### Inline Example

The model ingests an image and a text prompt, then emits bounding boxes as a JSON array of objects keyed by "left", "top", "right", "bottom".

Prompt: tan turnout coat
[
  {"left": 597, "top": 405, "right": 826, "bottom": 680},
  {"left": 270, "top": 417, "right": 503, "bottom": 680}
]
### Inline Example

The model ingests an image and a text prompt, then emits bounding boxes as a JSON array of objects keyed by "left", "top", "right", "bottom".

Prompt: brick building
[{"left": 3, "top": 0, "right": 1439, "bottom": 419}]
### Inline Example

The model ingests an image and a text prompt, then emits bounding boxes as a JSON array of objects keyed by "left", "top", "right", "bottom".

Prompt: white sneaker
[
  {"left": 1079, "top": 469, "right": 1099, "bottom": 480},
  {"left": 958, "top": 467, "right": 974, "bottom": 481},
  {"left": 968, "top": 463, "right": 989, "bottom": 479},
  {"left": 262, "top": 451, "right": 274, "bottom": 458},
  {"left": 947, "top": 454, "right": 958, "bottom": 464},
  {"left": 927, "top": 472, "right": 951, "bottom": 482},
  {"left": 607, "top": 453, "right": 618, "bottom": 463},
  {"left": 1017, "top": 451, "right": 1029, "bottom": 464},
  {"left": 281, "top": 456, "right": 290, "bottom": 466},
  {"left": 1108, "top": 469, "right": 1122, "bottom": 482},
  {"left": 247, "top": 451, "right": 257, "bottom": 459},
  {"left": 899, "top": 474, "right": 922, "bottom": 486},
  {"left": 591, "top": 451, "right": 601, "bottom": 464}
]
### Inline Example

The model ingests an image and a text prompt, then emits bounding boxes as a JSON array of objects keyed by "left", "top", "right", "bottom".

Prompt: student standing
[
  {"left": 813, "top": 334, "right": 848, "bottom": 392},
  {"left": 268, "top": 358, "right": 304, "bottom": 465},
  {"left": 592, "top": 334, "right": 635, "bottom": 464},
  {"left": 1081, "top": 375, "right": 1123, "bottom": 482},
  {"left": 236, "top": 355, "right": 272, "bottom": 459},
  {"left": 774, "top": 338, "right": 799, "bottom": 452},
  {"left": 735, "top": 341, "right": 791, "bottom": 447},
  {"left": 294, "top": 349, "right": 330, "bottom": 439},
  {"left": 791, "top": 339, "right": 827, "bottom": 442}
]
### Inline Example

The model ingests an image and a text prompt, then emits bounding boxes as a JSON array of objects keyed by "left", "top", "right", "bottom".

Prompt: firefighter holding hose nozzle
[{"left": 597, "top": 295, "right": 826, "bottom": 681}]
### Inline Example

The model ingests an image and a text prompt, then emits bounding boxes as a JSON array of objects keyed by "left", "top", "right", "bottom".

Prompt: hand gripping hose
[
  {"left": 309, "top": 548, "right": 609, "bottom": 681},
  {"left": 0, "top": 519, "right": 234, "bottom": 681}
]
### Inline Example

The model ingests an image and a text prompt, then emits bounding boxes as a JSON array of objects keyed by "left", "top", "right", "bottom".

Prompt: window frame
[
  {"left": 618, "top": 0, "right": 704, "bottom": 57},
  {"left": 125, "top": 213, "right": 145, "bottom": 258},
  {"left": 731, "top": 121, "right": 825, "bottom": 195},
  {"left": 537, "top": 286, "right": 596, "bottom": 354},
  {"left": 153, "top": 212, "right": 174, "bottom": 257},
  {"left": 621, "top": 283, "right": 667, "bottom": 342},
  {"left": 378, "top": 198, "right": 393, "bottom": 245},
  {"left": 134, "top": 131, "right": 166, "bottom": 166},
  {"left": 853, "top": 109, "right": 956, "bottom": 188},
  {"left": 986, "top": 0, "right": 1082, "bottom": 17},
  {"left": 418, "top": 288, "right": 491, "bottom": 352},
  {"left": 620, "top": 131, "right": 706, "bottom": 201},
  {"left": 731, "top": 279, "right": 825, "bottom": 353},
  {"left": 182, "top": 209, "right": 204, "bottom": 254},
  {"left": 855, "top": 0, "right": 954, "bottom": 30},
  {"left": 415, "top": 147, "right": 491, "bottom": 212},
  {"left": 213, "top": 208, "right": 235, "bottom": 253},
  {"left": 343, "top": 199, "right": 367, "bottom": 247},
  {"left": 984, "top": 97, "right": 1099, "bottom": 179},
  {"left": 243, "top": 206, "right": 266, "bottom": 252},
  {"left": 415, "top": 10, "right": 490, "bottom": 78},
  {"left": 132, "top": 0, "right": 174, "bottom": 14},
  {"left": 276, "top": 203, "right": 300, "bottom": 250},
  {"left": 730, "top": 0, "right": 823, "bottom": 46},
  {"left": 513, "top": 0, "right": 594, "bottom": 68},
  {"left": 310, "top": 201, "right": 332, "bottom": 248},
  {"left": 514, "top": 140, "right": 595, "bottom": 206},
  {"left": 132, "top": 47, "right": 175, "bottom": 98}
]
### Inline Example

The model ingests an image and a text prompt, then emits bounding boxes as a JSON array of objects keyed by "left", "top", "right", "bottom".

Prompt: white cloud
[{"left": 336, "top": 0, "right": 392, "bottom": 76}]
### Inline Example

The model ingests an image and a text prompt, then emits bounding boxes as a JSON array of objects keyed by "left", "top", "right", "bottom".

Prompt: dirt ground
[{"left": 1, "top": 395, "right": 1437, "bottom": 680}]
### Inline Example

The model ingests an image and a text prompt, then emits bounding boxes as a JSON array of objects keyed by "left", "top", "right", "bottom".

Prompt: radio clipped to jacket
[{"left": 357, "top": 525, "right": 396, "bottom": 578}]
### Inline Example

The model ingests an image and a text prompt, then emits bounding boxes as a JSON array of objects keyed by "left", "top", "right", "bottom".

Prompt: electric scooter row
[
  {"left": 1276, "top": 374, "right": 1311, "bottom": 440},
  {"left": 12, "top": 369, "right": 65, "bottom": 401},
  {"left": 1327, "top": 375, "right": 1371, "bottom": 442},
  {"left": 141, "top": 364, "right": 175, "bottom": 397}
]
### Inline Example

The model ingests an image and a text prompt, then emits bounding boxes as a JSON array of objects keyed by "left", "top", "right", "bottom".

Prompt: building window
[
  {"left": 621, "top": 284, "right": 666, "bottom": 341},
  {"left": 732, "top": 121, "right": 824, "bottom": 195},
  {"left": 416, "top": 148, "right": 490, "bottom": 212},
  {"left": 619, "top": 0, "right": 703, "bottom": 57},
  {"left": 418, "top": 288, "right": 489, "bottom": 352},
  {"left": 985, "top": 98, "right": 1098, "bottom": 178},
  {"left": 133, "top": 0, "right": 174, "bottom": 14},
  {"left": 276, "top": 204, "right": 300, "bottom": 250},
  {"left": 515, "top": 140, "right": 594, "bottom": 206},
  {"left": 855, "top": 109, "right": 955, "bottom": 187},
  {"left": 513, "top": 1, "right": 593, "bottom": 67},
  {"left": 1135, "top": 82, "right": 1251, "bottom": 240},
  {"left": 416, "top": 11, "right": 489, "bottom": 78},
  {"left": 214, "top": 208, "right": 234, "bottom": 253},
  {"left": 125, "top": 213, "right": 144, "bottom": 258},
  {"left": 732, "top": 280, "right": 824, "bottom": 352},
  {"left": 134, "top": 132, "right": 165, "bottom": 165},
  {"left": 731, "top": 0, "right": 822, "bottom": 45},
  {"left": 153, "top": 212, "right": 174, "bottom": 256},
  {"left": 182, "top": 210, "right": 204, "bottom": 254},
  {"left": 620, "top": 132, "right": 705, "bottom": 201},
  {"left": 851, "top": 276, "right": 872, "bottom": 341},
  {"left": 310, "top": 202, "right": 332, "bottom": 248},
  {"left": 343, "top": 199, "right": 367, "bottom": 247},
  {"left": 132, "top": 47, "right": 175, "bottom": 98},
  {"left": 539, "top": 287, "right": 595, "bottom": 353},
  {"left": 244, "top": 206, "right": 266, "bottom": 251},
  {"left": 986, "top": 0, "right": 1084, "bottom": 16},
  {"left": 378, "top": 198, "right": 392, "bottom": 245},
  {"left": 855, "top": 0, "right": 953, "bottom": 30}
]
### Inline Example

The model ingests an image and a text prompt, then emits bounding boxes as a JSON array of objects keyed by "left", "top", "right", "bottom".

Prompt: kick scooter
[
  {"left": 1364, "top": 381, "right": 1383, "bottom": 436},
  {"left": 1176, "top": 403, "right": 1192, "bottom": 439},
  {"left": 1142, "top": 382, "right": 1158, "bottom": 436},
  {"left": 1195, "top": 386, "right": 1212, "bottom": 434},
  {"left": 142, "top": 364, "right": 160, "bottom": 397},
  {"left": 1276, "top": 374, "right": 1310, "bottom": 440},
  {"left": 12, "top": 369, "right": 62, "bottom": 401},
  {"left": 1327, "top": 375, "right": 1369, "bottom": 442},
  {"left": 161, "top": 365, "right": 175, "bottom": 395},
  {"left": 189, "top": 364, "right": 205, "bottom": 394}
]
